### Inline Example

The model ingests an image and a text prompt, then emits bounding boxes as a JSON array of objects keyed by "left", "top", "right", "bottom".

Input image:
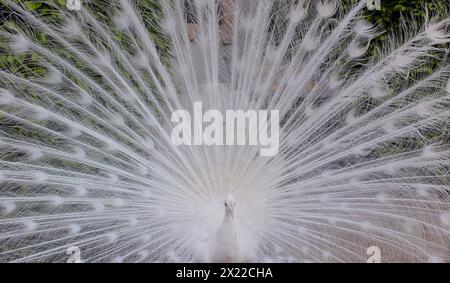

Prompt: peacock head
[{"left": 224, "top": 195, "right": 236, "bottom": 219}]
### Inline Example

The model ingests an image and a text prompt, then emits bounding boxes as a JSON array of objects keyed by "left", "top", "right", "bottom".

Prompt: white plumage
[{"left": 0, "top": 0, "right": 449, "bottom": 263}]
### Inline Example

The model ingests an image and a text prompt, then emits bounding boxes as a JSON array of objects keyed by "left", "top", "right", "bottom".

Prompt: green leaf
[
  {"left": 31, "top": 53, "right": 40, "bottom": 61},
  {"left": 37, "top": 32, "right": 47, "bottom": 43},
  {"left": 24, "top": 1, "right": 42, "bottom": 10},
  {"left": 393, "top": 4, "right": 407, "bottom": 12}
]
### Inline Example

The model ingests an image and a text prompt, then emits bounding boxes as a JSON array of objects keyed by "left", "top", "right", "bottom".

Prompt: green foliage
[
  {"left": 363, "top": 1, "right": 449, "bottom": 73},
  {"left": 366, "top": 0, "right": 447, "bottom": 35},
  {"left": 23, "top": 1, "right": 42, "bottom": 10}
]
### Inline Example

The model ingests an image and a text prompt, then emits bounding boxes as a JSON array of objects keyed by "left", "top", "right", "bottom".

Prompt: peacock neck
[{"left": 223, "top": 210, "right": 233, "bottom": 223}]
